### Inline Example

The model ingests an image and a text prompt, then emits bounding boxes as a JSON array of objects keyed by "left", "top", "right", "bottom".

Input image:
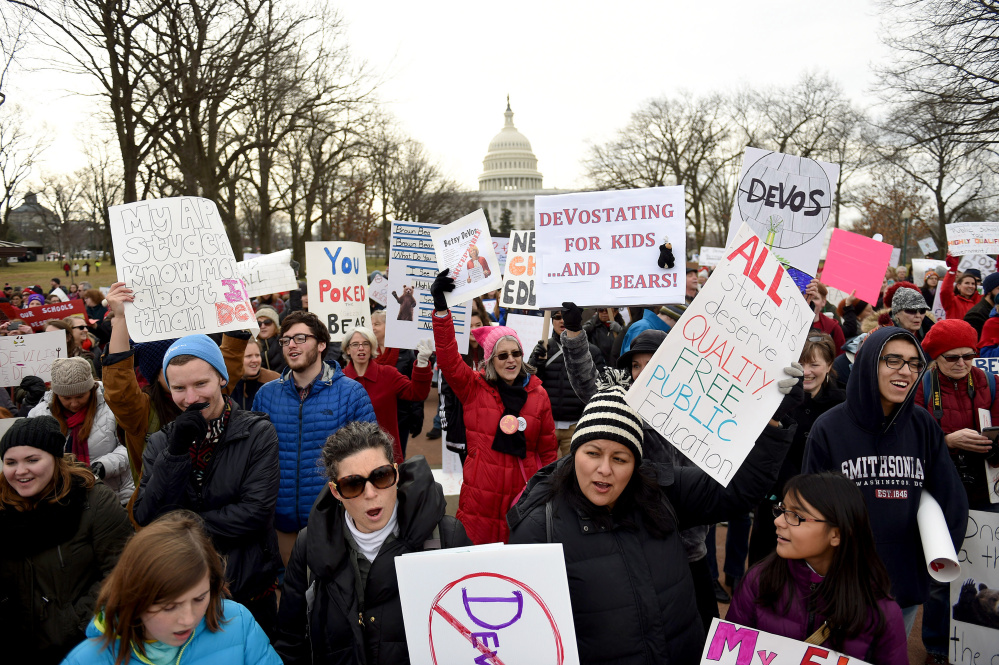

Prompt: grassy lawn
[{"left": 0, "top": 261, "right": 116, "bottom": 290}]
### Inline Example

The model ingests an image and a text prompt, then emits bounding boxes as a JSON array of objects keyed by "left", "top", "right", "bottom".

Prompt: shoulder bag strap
[{"left": 804, "top": 622, "right": 830, "bottom": 645}]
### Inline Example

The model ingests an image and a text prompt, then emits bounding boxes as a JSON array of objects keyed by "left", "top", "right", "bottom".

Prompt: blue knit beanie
[{"left": 162, "top": 335, "right": 228, "bottom": 386}]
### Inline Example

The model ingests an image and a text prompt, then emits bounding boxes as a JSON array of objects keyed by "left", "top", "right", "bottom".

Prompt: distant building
[{"left": 7, "top": 192, "right": 55, "bottom": 250}]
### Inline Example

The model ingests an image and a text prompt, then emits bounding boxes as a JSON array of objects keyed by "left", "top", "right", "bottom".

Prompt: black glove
[
  {"left": 168, "top": 402, "right": 210, "bottom": 456},
  {"left": 16, "top": 375, "right": 46, "bottom": 409},
  {"left": 560, "top": 302, "right": 584, "bottom": 332},
  {"left": 772, "top": 374, "right": 805, "bottom": 424},
  {"left": 530, "top": 340, "right": 548, "bottom": 367},
  {"left": 658, "top": 243, "right": 675, "bottom": 270},
  {"left": 91, "top": 462, "right": 105, "bottom": 480},
  {"left": 430, "top": 269, "right": 455, "bottom": 312}
]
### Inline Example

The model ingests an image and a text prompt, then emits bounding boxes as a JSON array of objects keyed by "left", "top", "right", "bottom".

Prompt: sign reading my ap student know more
[{"left": 625, "top": 223, "right": 812, "bottom": 487}]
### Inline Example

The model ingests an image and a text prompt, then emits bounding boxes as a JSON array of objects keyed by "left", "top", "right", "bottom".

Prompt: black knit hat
[
  {"left": 0, "top": 416, "right": 66, "bottom": 460},
  {"left": 617, "top": 329, "right": 667, "bottom": 370},
  {"left": 569, "top": 387, "right": 644, "bottom": 462}
]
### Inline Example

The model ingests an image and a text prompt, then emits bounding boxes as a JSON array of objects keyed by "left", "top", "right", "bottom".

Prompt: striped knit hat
[{"left": 569, "top": 386, "right": 644, "bottom": 462}]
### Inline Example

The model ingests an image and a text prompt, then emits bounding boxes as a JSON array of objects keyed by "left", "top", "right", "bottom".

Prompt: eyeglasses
[
  {"left": 596, "top": 308, "right": 607, "bottom": 313},
  {"left": 495, "top": 350, "right": 523, "bottom": 361},
  {"left": 72, "top": 325, "right": 87, "bottom": 331},
  {"left": 940, "top": 352, "right": 977, "bottom": 363},
  {"left": 552, "top": 315, "right": 563, "bottom": 321},
  {"left": 333, "top": 464, "right": 397, "bottom": 499},
  {"left": 256, "top": 319, "right": 273, "bottom": 326},
  {"left": 902, "top": 309, "right": 925, "bottom": 316},
  {"left": 772, "top": 503, "right": 830, "bottom": 527},
  {"left": 348, "top": 341, "right": 371, "bottom": 349},
  {"left": 278, "top": 333, "right": 318, "bottom": 346},
  {"left": 879, "top": 354, "right": 926, "bottom": 373}
]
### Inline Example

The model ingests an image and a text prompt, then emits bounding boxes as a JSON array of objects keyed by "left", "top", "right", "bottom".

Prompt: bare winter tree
[
  {"left": 0, "top": 103, "right": 47, "bottom": 249},
  {"left": 78, "top": 135, "right": 124, "bottom": 258},
  {"left": 37, "top": 171, "right": 88, "bottom": 256},
  {"left": 0, "top": 2, "right": 33, "bottom": 107}
]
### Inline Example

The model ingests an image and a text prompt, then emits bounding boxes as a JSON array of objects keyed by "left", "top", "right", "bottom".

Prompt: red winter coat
[
  {"left": 941, "top": 270, "right": 981, "bottom": 320},
  {"left": 344, "top": 360, "right": 431, "bottom": 463},
  {"left": 433, "top": 311, "right": 557, "bottom": 544}
]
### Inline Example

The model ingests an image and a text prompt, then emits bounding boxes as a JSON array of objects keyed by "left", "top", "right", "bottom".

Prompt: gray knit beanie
[
  {"left": 569, "top": 386, "right": 644, "bottom": 462},
  {"left": 891, "top": 287, "right": 929, "bottom": 316},
  {"left": 49, "top": 357, "right": 95, "bottom": 396}
]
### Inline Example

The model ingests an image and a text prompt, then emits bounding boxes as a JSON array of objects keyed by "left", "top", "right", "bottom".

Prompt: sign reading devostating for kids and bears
[
  {"left": 430, "top": 209, "right": 503, "bottom": 307},
  {"left": 534, "top": 186, "right": 687, "bottom": 308},
  {"left": 396, "top": 544, "right": 580, "bottom": 665},
  {"left": 626, "top": 224, "right": 812, "bottom": 487},
  {"left": 725, "top": 148, "right": 840, "bottom": 276},
  {"left": 0, "top": 330, "right": 68, "bottom": 386},
  {"left": 109, "top": 197, "right": 259, "bottom": 341},
  {"left": 236, "top": 249, "right": 298, "bottom": 298},
  {"left": 501, "top": 230, "right": 537, "bottom": 309},
  {"left": 305, "top": 242, "right": 368, "bottom": 341},
  {"left": 386, "top": 221, "right": 470, "bottom": 354},
  {"left": 700, "top": 619, "right": 870, "bottom": 665},
  {"left": 949, "top": 510, "right": 999, "bottom": 665},
  {"left": 946, "top": 221, "right": 999, "bottom": 256}
]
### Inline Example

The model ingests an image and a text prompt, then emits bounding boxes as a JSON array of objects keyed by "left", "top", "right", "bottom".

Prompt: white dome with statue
[{"left": 478, "top": 97, "right": 543, "bottom": 192}]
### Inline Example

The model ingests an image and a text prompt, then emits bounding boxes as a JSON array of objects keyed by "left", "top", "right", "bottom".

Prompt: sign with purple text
[
  {"left": 701, "top": 619, "right": 870, "bottom": 665},
  {"left": 949, "top": 510, "right": 999, "bottom": 665},
  {"left": 305, "top": 242, "right": 368, "bottom": 342}
]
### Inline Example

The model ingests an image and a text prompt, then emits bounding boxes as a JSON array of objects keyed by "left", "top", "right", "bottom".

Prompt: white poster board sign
[
  {"left": 889, "top": 247, "right": 902, "bottom": 268},
  {"left": 368, "top": 273, "right": 388, "bottom": 306},
  {"left": 700, "top": 619, "right": 870, "bottom": 665},
  {"left": 918, "top": 237, "right": 939, "bottom": 255},
  {"left": 959, "top": 254, "right": 996, "bottom": 281},
  {"left": 626, "top": 224, "right": 812, "bottom": 486},
  {"left": 932, "top": 284, "right": 947, "bottom": 321},
  {"left": 950, "top": 510, "right": 999, "bottom": 665},
  {"left": 396, "top": 544, "right": 580, "bottom": 665},
  {"left": 506, "top": 313, "right": 546, "bottom": 350},
  {"left": 946, "top": 222, "right": 999, "bottom": 256},
  {"left": 0, "top": 330, "right": 68, "bottom": 386},
  {"left": 493, "top": 236, "right": 510, "bottom": 276},
  {"left": 386, "top": 222, "right": 470, "bottom": 354},
  {"left": 725, "top": 148, "right": 840, "bottom": 276},
  {"left": 699, "top": 246, "right": 726, "bottom": 267},
  {"left": 305, "top": 242, "right": 368, "bottom": 342},
  {"left": 912, "top": 259, "right": 947, "bottom": 287},
  {"left": 501, "top": 230, "right": 537, "bottom": 309},
  {"left": 109, "top": 197, "right": 258, "bottom": 341},
  {"left": 431, "top": 210, "right": 503, "bottom": 307},
  {"left": 237, "top": 249, "right": 298, "bottom": 298},
  {"left": 535, "top": 186, "right": 687, "bottom": 308}
]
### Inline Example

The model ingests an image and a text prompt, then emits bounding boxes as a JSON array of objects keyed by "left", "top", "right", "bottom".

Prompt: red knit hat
[
  {"left": 921, "top": 319, "right": 979, "bottom": 359},
  {"left": 980, "top": 317, "right": 999, "bottom": 350}
]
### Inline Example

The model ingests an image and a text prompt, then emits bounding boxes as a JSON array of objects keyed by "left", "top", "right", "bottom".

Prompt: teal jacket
[{"left": 61, "top": 600, "right": 280, "bottom": 665}]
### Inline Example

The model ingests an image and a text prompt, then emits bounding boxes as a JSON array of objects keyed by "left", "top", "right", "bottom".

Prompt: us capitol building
[{"left": 473, "top": 97, "right": 567, "bottom": 229}]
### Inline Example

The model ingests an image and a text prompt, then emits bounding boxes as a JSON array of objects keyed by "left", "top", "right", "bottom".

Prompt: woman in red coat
[
  {"left": 940, "top": 255, "right": 982, "bottom": 320},
  {"left": 430, "top": 270, "right": 558, "bottom": 544},
  {"left": 342, "top": 326, "right": 432, "bottom": 464}
]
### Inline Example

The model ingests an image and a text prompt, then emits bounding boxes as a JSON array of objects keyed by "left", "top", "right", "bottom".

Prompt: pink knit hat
[{"left": 471, "top": 325, "right": 522, "bottom": 359}]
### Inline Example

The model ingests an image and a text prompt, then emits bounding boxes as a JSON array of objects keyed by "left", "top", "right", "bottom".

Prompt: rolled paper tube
[{"left": 916, "top": 491, "right": 961, "bottom": 583}]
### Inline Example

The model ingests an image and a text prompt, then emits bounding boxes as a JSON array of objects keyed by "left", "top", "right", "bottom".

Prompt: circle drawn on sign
[
  {"left": 736, "top": 151, "right": 832, "bottom": 252},
  {"left": 427, "top": 572, "right": 565, "bottom": 665}
]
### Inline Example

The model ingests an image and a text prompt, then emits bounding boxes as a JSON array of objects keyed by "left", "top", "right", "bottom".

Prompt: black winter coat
[
  {"left": 582, "top": 314, "right": 622, "bottom": 365},
  {"left": 508, "top": 420, "right": 793, "bottom": 665},
  {"left": 274, "top": 456, "right": 472, "bottom": 665},
  {"left": 259, "top": 335, "right": 287, "bottom": 374},
  {"left": 964, "top": 296, "right": 994, "bottom": 337},
  {"left": 530, "top": 334, "right": 605, "bottom": 422},
  {"left": 132, "top": 407, "right": 281, "bottom": 604}
]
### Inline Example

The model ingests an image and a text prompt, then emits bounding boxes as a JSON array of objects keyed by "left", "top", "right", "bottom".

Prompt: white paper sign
[
  {"left": 699, "top": 246, "right": 726, "bottom": 267},
  {"left": 626, "top": 224, "right": 812, "bottom": 486},
  {"left": 430, "top": 210, "right": 503, "bottom": 308},
  {"left": 396, "top": 544, "right": 580, "bottom": 665},
  {"left": 917, "top": 492, "right": 961, "bottom": 582},
  {"left": 726, "top": 148, "right": 840, "bottom": 276},
  {"left": 501, "top": 230, "right": 537, "bottom": 309},
  {"left": 386, "top": 221, "right": 470, "bottom": 354},
  {"left": 0, "top": 331, "right": 69, "bottom": 386},
  {"left": 889, "top": 247, "right": 902, "bottom": 268},
  {"left": 947, "top": 222, "right": 999, "bottom": 256},
  {"left": 368, "top": 273, "right": 389, "bottom": 306},
  {"left": 109, "top": 197, "right": 258, "bottom": 341},
  {"left": 959, "top": 254, "right": 996, "bottom": 280},
  {"left": 535, "top": 186, "right": 687, "bottom": 308},
  {"left": 918, "top": 237, "right": 939, "bottom": 255},
  {"left": 949, "top": 510, "right": 999, "bottom": 664},
  {"left": 493, "top": 236, "right": 510, "bottom": 276},
  {"left": 700, "top": 619, "right": 870, "bottom": 665},
  {"left": 237, "top": 249, "right": 298, "bottom": 298},
  {"left": 305, "top": 242, "right": 368, "bottom": 343},
  {"left": 911, "top": 259, "right": 947, "bottom": 287},
  {"left": 974, "top": 358, "right": 999, "bottom": 373},
  {"left": 505, "top": 313, "right": 546, "bottom": 350}
]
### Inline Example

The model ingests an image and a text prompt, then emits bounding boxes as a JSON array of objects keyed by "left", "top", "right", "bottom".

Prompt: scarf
[
  {"left": 190, "top": 397, "right": 232, "bottom": 489},
  {"left": 491, "top": 379, "right": 528, "bottom": 458},
  {"left": 66, "top": 407, "right": 90, "bottom": 465},
  {"left": 0, "top": 478, "right": 88, "bottom": 558}
]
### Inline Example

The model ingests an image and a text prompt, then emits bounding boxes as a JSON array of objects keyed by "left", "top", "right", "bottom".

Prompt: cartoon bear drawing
[
  {"left": 953, "top": 578, "right": 999, "bottom": 629},
  {"left": 392, "top": 285, "right": 417, "bottom": 321}
]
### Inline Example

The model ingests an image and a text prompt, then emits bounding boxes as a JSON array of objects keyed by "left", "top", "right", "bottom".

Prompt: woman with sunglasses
[
  {"left": 429, "top": 270, "right": 557, "bottom": 544},
  {"left": 254, "top": 307, "right": 286, "bottom": 374},
  {"left": 729, "top": 473, "right": 906, "bottom": 664},
  {"left": 44, "top": 318, "right": 101, "bottom": 379},
  {"left": 274, "top": 421, "right": 471, "bottom": 665}
]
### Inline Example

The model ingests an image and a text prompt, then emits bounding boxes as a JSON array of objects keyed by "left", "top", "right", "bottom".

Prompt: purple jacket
[{"left": 727, "top": 560, "right": 907, "bottom": 665}]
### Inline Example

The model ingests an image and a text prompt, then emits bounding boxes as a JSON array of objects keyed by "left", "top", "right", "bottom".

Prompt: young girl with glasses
[{"left": 729, "top": 473, "right": 906, "bottom": 664}]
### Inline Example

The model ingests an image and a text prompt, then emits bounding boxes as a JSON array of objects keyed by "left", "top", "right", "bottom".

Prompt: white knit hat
[{"left": 50, "top": 357, "right": 95, "bottom": 396}]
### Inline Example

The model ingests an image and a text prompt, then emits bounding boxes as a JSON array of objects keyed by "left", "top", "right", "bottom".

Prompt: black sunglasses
[
  {"left": 333, "top": 464, "right": 397, "bottom": 499},
  {"left": 496, "top": 350, "right": 523, "bottom": 361},
  {"left": 940, "top": 352, "right": 976, "bottom": 363},
  {"left": 552, "top": 315, "right": 563, "bottom": 321},
  {"left": 902, "top": 309, "right": 925, "bottom": 316}
]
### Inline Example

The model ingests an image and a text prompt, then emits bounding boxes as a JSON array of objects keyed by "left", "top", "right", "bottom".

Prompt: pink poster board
[{"left": 821, "top": 229, "right": 894, "bottom": 305}]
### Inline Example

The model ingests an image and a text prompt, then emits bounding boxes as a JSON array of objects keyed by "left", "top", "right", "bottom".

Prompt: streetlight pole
[{"left": 901, "top": 208, "right": 913, "bottom": 266}]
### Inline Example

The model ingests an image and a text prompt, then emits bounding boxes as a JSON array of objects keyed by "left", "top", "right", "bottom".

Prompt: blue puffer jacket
[
  {"left": 252, "top": 360, "right": 376, "bottom": 532},
  {"left": 62, "top": 600, "right": 281, "bottom": 665}
]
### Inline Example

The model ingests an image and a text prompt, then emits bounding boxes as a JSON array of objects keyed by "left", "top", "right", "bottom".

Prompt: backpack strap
[
  {"left": 423, "top": 523, "right": 442, "bottom": 550},
  {"left": 804, "top": 622, "right": 830, "bottom": 645},
  {"left": 987, "top": 370, "right": 996, "bottom": 402},
  {"left": 545, "top": 501, "right": 554, "bottom": 544}
]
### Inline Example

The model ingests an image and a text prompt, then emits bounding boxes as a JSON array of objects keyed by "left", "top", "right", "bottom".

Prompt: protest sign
[
  {"left": 949, "top": 510, "right": 999, "bottom": 664},
  {"left": 974, "top": 357, "right": 999, "bottom": 373},
  {"left": 912, "top": 259, "right": 947, "bottom": 287},
  {"left": 946, "top": 222, "right": 999, "bottom": 256},
  {"left": 889, "top": 247, "right": 902, "bottom": 268},
  {"left": 52, "top": 287, "right": 69, "bottom": 302},
  {"left": 493, "top": 236, "right": 510, "bottom": 275},
  {"left": 918, "top": 237, "right": 938, "bottom": 255},
  {"left": 396, "top": 544, "right": 579, "bottom": 665},
  {"left": 932, "top": 286, "right": 947, "bottom": 321},
  {"left": 109, "top": 197, "right": 257, "bottom": 341},
  {"left": 958, "top": 254, "right": 996, "bottom": 281},
  {"left": 430, "top": 210, "right": 503, "bottom": 307},
  {"left": 386, "top": 221, "right": 470, "bottom": 354},
  {"left": 535, "top": 186, "right": 686, "bottom": 308},
  {"left": 0, "top": 330, "right": 68, "bottom": 386},
  {"left": 725, "top": 148, "right": 840, "bottom": 276},
  {"left": 236, "top": 249, "right": 298, "bottom": 298},
  {"left": 368, "top": 272, "right": 388, "bottom": 306},
  {"left": 625, "top": 224, "right": 812, "bottom": 486},
  {"left": 699, "top": 246, "right": 726, "bottom": 267},
  {"left": 506, "top": 313, "right": 545, "bottom": 350},
  {"left": 0, "top": 300, "right": 88, "bottom": 332},
  {"left": 305, "top": 242, "right": 368, "bottom": 341},
  {"left": 820, "top": 229, "right": 894, "bottom": 305},
  {"left": 501, "top": 230, "right": 537, "bottom": 309},
  {"left": 700, "top": 619, "right": 870, "bottom": 665}
]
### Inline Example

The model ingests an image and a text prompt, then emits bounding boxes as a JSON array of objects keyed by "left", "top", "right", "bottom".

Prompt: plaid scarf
[{"left": 190, "top": 396, "right": 232, "bottom": 489}]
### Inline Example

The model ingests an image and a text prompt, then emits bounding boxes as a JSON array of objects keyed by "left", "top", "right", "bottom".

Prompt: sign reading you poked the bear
[{"left": 949, "top": 510, "right": 999, "bottom": 665}]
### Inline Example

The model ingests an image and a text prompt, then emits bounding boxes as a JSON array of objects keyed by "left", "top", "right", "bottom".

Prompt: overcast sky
[{"left": 7, "top": 0, "right": 892, "bottom": 193}]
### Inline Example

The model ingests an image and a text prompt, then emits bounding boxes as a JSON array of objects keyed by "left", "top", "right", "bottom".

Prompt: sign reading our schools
[
  {"left": 534, "top": 186, "right": 687, "bottom": 308},
  {"left": 109, "top": 197, "right": 258, "bottom": 341},
  {"left": 501, "top": 230, "right": 537, "bottom": 309},
  {"left": 700, "top": 619, "right": 870, "bottom": 665},
  {"left": 946, "top": 222, "right": 999, "bottom": 256},
  {"left": 305, "top": 241, "right": 368, "bottom": 342},
  {"left": 0, "top": 330, "right": 68, "bottom": 386},
  {"left": 949, "top": 510, "right": 999, "bottom": 665},
  {"left": 626, "top": 224, "right": 812, "bottom": 487},
  {"left": 0, "top": 300, "right": 88, "bottom": 332}
]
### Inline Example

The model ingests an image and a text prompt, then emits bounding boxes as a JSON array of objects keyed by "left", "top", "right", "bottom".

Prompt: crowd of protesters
[{"left": 0, "top": 244, "right": 992, "bottom": 665}]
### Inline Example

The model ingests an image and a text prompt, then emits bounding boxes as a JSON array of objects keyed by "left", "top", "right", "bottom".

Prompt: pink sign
[{"left": 820, "top": 229, "right": 894, "bottom": 305}]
